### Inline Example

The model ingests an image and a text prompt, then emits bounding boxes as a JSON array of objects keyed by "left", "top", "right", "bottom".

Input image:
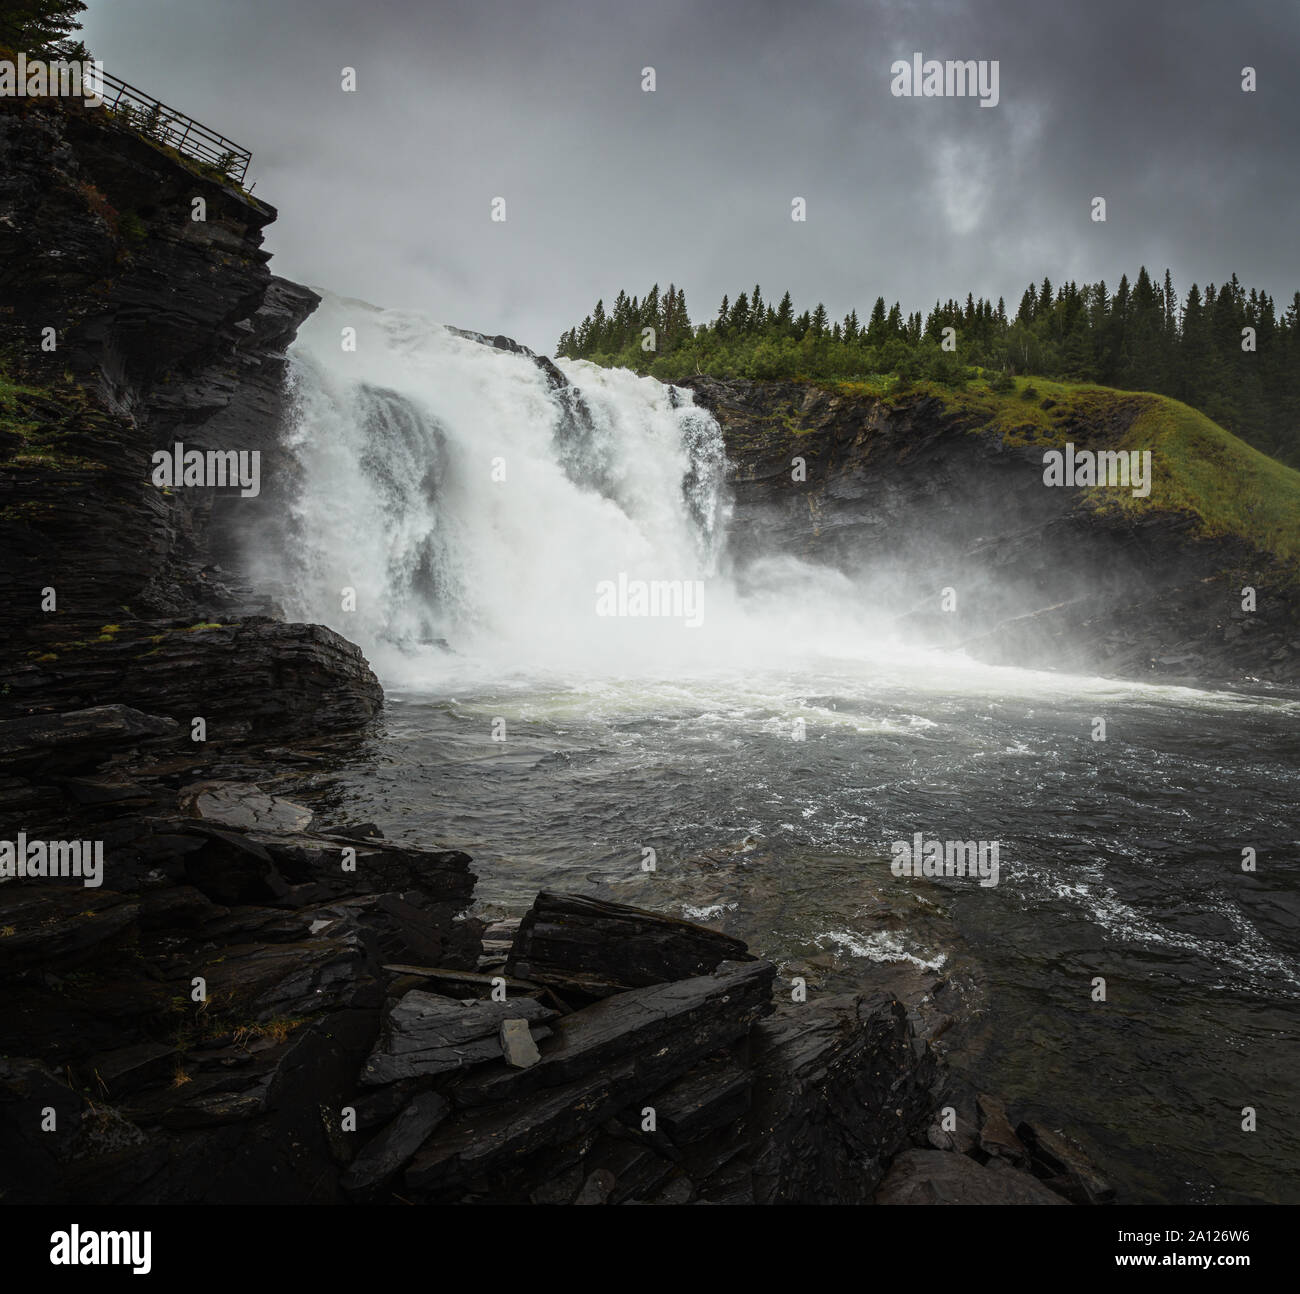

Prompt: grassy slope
[{"left": 826, "top": 374, "right": 1300, "bottom": 567}]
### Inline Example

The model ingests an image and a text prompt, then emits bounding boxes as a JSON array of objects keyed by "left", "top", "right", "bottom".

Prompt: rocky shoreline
[
  {"left": 0, "top": 93, "right": 1118, "bottom": 1205},
  {"left": 0, "top": 708, "right": 1110, "bottom": 1204}
]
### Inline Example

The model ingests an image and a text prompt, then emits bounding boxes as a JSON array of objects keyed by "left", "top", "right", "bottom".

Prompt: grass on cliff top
[{"left": 822, "top": 373, "right": 1300, "bottom": 567}]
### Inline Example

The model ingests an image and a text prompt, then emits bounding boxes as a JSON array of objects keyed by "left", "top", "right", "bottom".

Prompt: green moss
[
  {"left": 0, "top": 370, "right": 108, "bottom": 471},
  {"left": 835, "top": 374, "right": 1300, "bottom": 568}
]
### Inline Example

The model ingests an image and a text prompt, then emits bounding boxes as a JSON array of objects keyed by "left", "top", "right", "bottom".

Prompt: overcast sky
[{"left": 82, "top": 0, "right": 1299, "bottom": 353}]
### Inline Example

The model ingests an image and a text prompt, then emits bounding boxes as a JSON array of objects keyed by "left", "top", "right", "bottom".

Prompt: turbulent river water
[{"left": 265, "top": 294, "right": 1300, "bottom": 1205}]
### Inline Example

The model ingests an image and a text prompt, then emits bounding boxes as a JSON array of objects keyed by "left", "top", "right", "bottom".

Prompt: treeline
[{"left": 555, "top": 271, "right": 1300, "bottom": 465}]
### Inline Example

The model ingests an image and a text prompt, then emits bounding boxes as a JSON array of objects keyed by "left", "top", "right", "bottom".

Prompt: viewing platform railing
[
  {"left": 40, "top": 42, "right": 252, "bottom": 184},
  {"left": 100, "top": 70, "right": 252, "bottom": 184}
]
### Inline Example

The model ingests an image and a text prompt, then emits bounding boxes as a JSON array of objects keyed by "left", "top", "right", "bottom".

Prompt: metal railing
[
  {"left": 98, "top": 68, "right": 252, "bottom": 184},
  {"left": 39, "top": 42, "right": 252, "bottom": 184}
]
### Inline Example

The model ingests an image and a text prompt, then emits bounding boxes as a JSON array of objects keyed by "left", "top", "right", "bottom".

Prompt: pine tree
[{"left": 0, "top": 0, "right": 86, "bottom": 52}]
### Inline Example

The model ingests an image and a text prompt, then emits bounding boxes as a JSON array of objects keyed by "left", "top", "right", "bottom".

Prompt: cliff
[
  {"left": 682, "top": 376, "right": 1300, "bottom": 686},
  {"left": 0, "top": 95, "right": 382, "bottom": 762}
]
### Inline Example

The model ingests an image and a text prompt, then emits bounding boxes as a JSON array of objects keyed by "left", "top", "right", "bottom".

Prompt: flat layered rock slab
[
  {"left": 361, "top": 991, "right": 556, "bottom": 1086},
  {"left": 0, "top": 705, "right": 180, "bottom": 773},
  {"left": 1017, "top": 1120, "right": 1115, "bottom": 1205},
  {"left": 506, "top": 891, "right": 754, "bottom": 997},
  {"left": 651, "top": 1052, "right": 753, "bottom": 1144},
  {"left": 407, "top": 1054, "right": 642, "bottom": 1193},
  {"left": 179, "top": 781, "right": 314, "bottom": 834},
  {"left": 453, "top": 958, "right": 775, "bottom": 1108},
  {"left": 409, "top": 961, "right": 775, "bottom": 1195}
]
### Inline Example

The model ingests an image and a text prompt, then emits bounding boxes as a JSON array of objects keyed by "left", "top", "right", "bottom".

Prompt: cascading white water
[{"left": 267, "top": 292, "right": 785, "bottom": 687}]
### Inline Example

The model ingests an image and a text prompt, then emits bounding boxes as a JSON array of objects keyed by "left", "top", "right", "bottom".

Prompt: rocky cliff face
[
  {"left": 682, "top": 376, "right": 1300, "bottom": 686},
  {"left": 0, "top": 96, "right": 381, "bottom": 752}
]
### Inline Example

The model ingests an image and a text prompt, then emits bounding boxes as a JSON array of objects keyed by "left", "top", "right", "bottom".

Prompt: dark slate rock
[
  {"left": 573, "top": 1168, "right": 616, "bottom": 1205},
  {"left": 451, "top": 959, "right": 774, "bottom": 1109},
  {"left": 1017, "top": 1119, "right": 1116, "bottom": 1205},
  {"left": 506, "top": 891, "right": 754, "bottom": 999},
  {"left": 361, "top": 991, "right": 556, "bottom": 1086},
  {"left": 722, "top": 992, "right": 938, "bottom": 1205},
  {"left": 0, "top": 706, "right": 179, "bottom": 774},
  {"left": 341, "top": 1092, "right": 450, "bottom": 1201},
  {"left": 651, "top": 1052, "right": 752, "bottom": 1144},
  {"left": 977, "top": 1091, "right": 1030, "bottom": 1167},
  {"left": 408, "top": 962, "right": 775, "bottom": 1195}
]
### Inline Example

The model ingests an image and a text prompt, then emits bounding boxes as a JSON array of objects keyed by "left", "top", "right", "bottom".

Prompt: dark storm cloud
[{"left": 82, "top": 0, "right": 1299, "bottom": 351}]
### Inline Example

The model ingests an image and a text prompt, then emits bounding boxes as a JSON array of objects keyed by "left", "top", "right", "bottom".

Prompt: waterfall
[{"left": 261, "top": 293, "right": 737, "bottom": 685}]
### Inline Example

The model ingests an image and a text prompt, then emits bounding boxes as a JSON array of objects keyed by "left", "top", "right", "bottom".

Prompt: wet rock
[
  {"left": 179, "top": 782, "right": 313, "bottom": 833},
  {"left": 451, "top": 959, "right": 775, "bottom": 1109},
  {"left": 408, "top": 962, "right": 775, "bottom": 1194},
  {"left": 506, "top": 891, "right": 754, "bottom": 999},
  {"left": 0, "top": 888, "right": 141, "bottom": 974},
  {"left": 977, "top": 1091, "right": 1030, "bottom": 1167},
  {"left": 651, "top": 1052, "right": 752, "bottom": 1144},
  {"left": 0, "top": 706, "right": 179, "bottom": 775}
]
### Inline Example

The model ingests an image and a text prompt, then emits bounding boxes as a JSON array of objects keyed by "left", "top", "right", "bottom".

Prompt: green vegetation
[
  {"left": 0, "top": 370, "right": 42, "bottom": 436},
  {"left": 1094, "top": 392, "right": 1300, "bottom": 564},
  {"left": 0, "top": 369, "right": 106, "bottom": 472},
  {"left": 0, "top": 0, "right": 86, "bottom": 54},
  {"left": 558, "top": 271, "right": 1300, "bottom": 466},
  {"left": 870, "top": 373, "right": 1300, "bottom": 565}
]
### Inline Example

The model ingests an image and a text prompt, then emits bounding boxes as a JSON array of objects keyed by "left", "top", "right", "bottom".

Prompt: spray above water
[{"left": 264, "top": 293, "right": 901, "bottom": 688}]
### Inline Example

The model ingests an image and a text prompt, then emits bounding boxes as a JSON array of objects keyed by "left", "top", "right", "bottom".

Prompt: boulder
[
  {"left": 361, "top": 991, "right": 556, "bottom": 1086},
  {"left": 506, "top": 891, "right": 753, "bottom": 999},
  {"left": 1017, "top": 1119, "right": 1115, "bottom": 1205}
]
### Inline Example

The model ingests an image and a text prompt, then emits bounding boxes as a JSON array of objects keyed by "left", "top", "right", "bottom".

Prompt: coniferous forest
[{"left": 556, "top": 270, "right": 1300, "bottom": 465}]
